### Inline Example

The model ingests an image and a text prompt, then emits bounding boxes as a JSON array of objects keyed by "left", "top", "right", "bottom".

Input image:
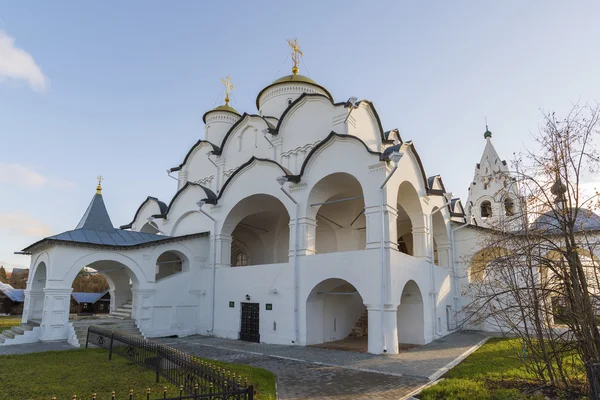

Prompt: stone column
[
  {"left": 366, "top": 305, "right": 400, "bottom": 355},
  {"left": 132, "top": 288, "right": 155, "bottom": 333},
  {"left": 40, "top": 287, "right": 72, "bottom": 342},
  {"left": 215, "top": 233, "right": 232, "bottom": 268},
  {"left": 296, "top": 217, "right": 317, "bottom": 256},
  {"left": 364, "top": 204, "right": 398, "bottom": 251},
  {"left": 436, "top": 243, "right": 452, "bottom": 268},
  {"left": 412, "top": 224, "right": 430, "bottom": 260}
]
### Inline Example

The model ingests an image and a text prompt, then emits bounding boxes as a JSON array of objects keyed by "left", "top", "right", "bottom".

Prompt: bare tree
[{"left": 463, "top": 104, "right": 600, "bottom": 396}]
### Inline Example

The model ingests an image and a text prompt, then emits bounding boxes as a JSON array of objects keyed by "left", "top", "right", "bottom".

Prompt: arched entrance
[
  {"left": 307, "top": 173, "right": 366, "bottom": 254},
  {"left": 25, "top": 261, "right": 47, "bottom": 322},
  {"left": 305, "top": 278, "right": 367, "bottom": 351},
  {"left": 431, "top": 208, "right": 450, "bottom": 266},
  {"left": 396, "top": 181, "right": 425, "bottom": 257},
  {"left": 397, "top": 280, "right": 425, "bottom": 345},
  {"left": 222, "top": 194, "right": 290, "bottom": 266}
]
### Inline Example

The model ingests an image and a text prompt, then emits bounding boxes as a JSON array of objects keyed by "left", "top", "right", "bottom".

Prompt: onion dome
[{"left": 484, "top": 128, "right": 492, "bottom": 139}]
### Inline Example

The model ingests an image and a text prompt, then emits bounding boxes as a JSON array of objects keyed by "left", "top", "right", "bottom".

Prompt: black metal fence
[{"left": 86, "top": 326, "right": 254, "bottom": 400}]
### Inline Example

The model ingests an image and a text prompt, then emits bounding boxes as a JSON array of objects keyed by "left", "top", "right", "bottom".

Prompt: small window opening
[
  {"left": 287, "top": 98, "right": 293, "bottom": 106},
  {"left": 481, "top": 201, "right": 492, "bottom": 218},
  {"left": 504, "top": 198, "right": 515, "bottom": 216}
]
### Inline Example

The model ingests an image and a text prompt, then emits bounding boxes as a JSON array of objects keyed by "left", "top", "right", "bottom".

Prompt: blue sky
[{"left": 1, "top": 1, "right": 599, "bottom": 271}]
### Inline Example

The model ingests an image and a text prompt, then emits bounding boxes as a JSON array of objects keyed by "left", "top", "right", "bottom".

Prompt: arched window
[
  {"left": 504, "top": 197, "right": 515, "bottom": 216},
  {"left": 480, "top": 201, "right": 492, "bottom": 218},
  {"left": 231, "top": 239, "right": 250, "bottom": 267},
  {"left": 155, "top": 251, "right": 184, "bottom": 280}
]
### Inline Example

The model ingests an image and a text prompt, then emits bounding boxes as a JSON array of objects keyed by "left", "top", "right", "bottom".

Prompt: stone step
[
  {"left": 111, "top": 310, "right": 131, "bottom": 317},
  {"left": 11, "top": 326, "right": 26, "bottom": 335},
  {"left": 120, "top": 304, "right": 133, "bottom": 309},
  {"left": 2, "top": 330, "right": 16, "bottom": 339},
  {"left": 0, "top": 335, "right": 6, "bottom": 344}
]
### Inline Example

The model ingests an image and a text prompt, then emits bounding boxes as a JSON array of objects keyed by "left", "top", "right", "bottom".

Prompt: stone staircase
[
  {"left": 108, "top": 301, "right": 133, "bottom": 319},
  {"left": 71, "top": 318, "right": 143, "bottom": 347},
  {"left": 349, "top": 310, "right": 369, "bottom": 337},
  {"left": 0, "top": 320, "right": 40, "bottom": 345}
]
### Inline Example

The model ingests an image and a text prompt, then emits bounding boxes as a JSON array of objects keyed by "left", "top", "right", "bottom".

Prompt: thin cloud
[
  {"left": 0, "top": 30, "right": 49, "bottom": 92},
  {"left": 0, "top": 163, "right": 73, "bottom": 188},
  {"left": 0, "top": 212, "right": 53, "bottom": 237}
]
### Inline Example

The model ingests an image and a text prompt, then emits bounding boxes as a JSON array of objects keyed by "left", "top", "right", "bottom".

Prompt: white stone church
[{"left": 7, "top": 43, "right": 532, "bottom": 354}]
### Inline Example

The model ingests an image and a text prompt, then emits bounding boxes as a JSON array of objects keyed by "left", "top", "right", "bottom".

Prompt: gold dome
[
  {"left": 272, "top": 74, "right": 318, "bottom": 85},
  {"left": 255, "top": 74, "right": 333, "bottom": 110},
  {"left": 202, "top": 104, "right": 241, "bottom": 123}
]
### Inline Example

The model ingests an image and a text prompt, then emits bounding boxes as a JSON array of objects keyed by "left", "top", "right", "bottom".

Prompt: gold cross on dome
[
  {"left": 286, "top": 38, "right": 303, "bottom": 75},
  {"left": 96, "top": 175, "right": 103, "bottom": 194},
  {"left": 221, "top": 76, "right": 234, "bottom": 106}
]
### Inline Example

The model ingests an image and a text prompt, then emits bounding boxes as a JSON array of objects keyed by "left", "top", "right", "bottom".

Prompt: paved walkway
[
  {"left": 0, "top": 341, "right": 76, "bottom": 355},
  {"left": 157, "top": 331, "right": 487, "bottom": 399}
]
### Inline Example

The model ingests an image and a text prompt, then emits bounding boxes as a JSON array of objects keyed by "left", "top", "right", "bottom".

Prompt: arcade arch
[
  {"left": 397, "top": 280, "right": 425, "bottom": 345},
  {"left": 305, "top": 278, "right": 367, "bottom": 346},
  {"left": 307, "top": 173, "right": 366, "bottom": 254},
  {"left": 396, "top": 181, "right": 425, "bottom": 257},
  {"left": 223, "top": 194, "right": 291, "bottom": 266}
]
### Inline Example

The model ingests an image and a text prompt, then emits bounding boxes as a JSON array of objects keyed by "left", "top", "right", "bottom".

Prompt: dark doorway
[{"left": 240, "top": 302, "right": 260, "bottom": 343}]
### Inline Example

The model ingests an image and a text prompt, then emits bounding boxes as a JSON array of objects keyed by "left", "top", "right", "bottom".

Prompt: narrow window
[
  {"left": 481, "top": 201, "right": 492, "bottom": 218},
  {"left": 504, "top": 197, "right": 515, "bottom": 216}
]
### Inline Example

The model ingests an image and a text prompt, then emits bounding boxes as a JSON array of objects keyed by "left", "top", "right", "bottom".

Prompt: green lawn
[
  {"left": 419, "top": 338, "right": 587, "bottom": 400},
  {"left": 0, "top": 348, "right": 276, "bottom": 400},
  {"left": 0, "top": 315, "right": 21, "bottom": 331}
]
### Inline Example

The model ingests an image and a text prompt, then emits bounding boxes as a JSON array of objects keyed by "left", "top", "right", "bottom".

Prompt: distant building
[
  {"left": 0, "top": 288, "right": 24, "bottom": 315},
  {"left": 70, "top": 290, "right": 111, "bottom": 315}
]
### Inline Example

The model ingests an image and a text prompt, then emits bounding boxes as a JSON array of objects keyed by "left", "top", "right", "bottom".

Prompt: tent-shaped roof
[{"left": 21, "top": 189, "right": 174, "bottom": 253}]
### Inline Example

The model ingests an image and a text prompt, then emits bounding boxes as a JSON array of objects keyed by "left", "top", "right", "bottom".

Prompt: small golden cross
[
  {"left": 96, "top": 175, "right": 103, "bottom": 194},
  {"left": 286, "top": 38, "right": 303, "bottom": 75},
  {"left": 221, "top": 76, "right": 234, "bottom": 106}
]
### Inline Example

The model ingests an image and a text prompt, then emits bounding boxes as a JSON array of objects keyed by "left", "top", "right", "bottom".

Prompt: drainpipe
[
  {"left": 378, "top": 151, "right": 403, "bottom": 354},
  {"left": 197, "top": 200, "right": 217, "bottom": 333},
  {"left": 277, "top": 177, "right": 300, "bottom": 344}
]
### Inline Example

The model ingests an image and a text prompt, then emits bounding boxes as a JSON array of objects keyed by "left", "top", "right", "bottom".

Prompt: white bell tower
[{"left": 466, "top": 127, "right": 521, "bottom": 229}]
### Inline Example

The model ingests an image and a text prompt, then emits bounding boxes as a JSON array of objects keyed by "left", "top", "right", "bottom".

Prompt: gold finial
[
  {"left": 221, "top": 76, "right": 234, "bottom": 106},
  {"left": 96, "top": 175, "right": 103, "bottom": 194},
  {"left": 286, "top": 38, "right": 303, "bottom": 75}
]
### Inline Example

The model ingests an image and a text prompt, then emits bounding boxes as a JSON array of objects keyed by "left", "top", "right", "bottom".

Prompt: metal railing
[{"left": 86, "top": 326, "right": 254, "bottom": 400}]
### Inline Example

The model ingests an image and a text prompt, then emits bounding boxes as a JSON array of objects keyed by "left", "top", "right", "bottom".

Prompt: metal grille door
[{"left": 240, "top": 302, "right": 260, "bottom": 343}]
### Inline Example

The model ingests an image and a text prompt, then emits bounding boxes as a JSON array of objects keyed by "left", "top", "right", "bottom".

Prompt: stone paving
[
  {"left": 0, "top": 331, "right": 487, "bottom": 399},
  {"left": 0, "top": 341, "right": 76, "bottom": 355},
  {"left": 157, "top": 331, "right": 488, "bottom": 399}
]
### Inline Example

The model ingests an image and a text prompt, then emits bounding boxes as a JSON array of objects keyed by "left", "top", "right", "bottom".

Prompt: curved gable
[
  {"left": 154, "top": 182, "right": 217, "bottom": 222},
  {"left": 216, "top": 157, "right": 292, "bottom": 201},
  {"left": 120, "top": 197, "right": 167, "bottom": 230},
  {"left": 170, "top": 140, "right": 220, "bottom": 172},
  {"left": 346, "top": 101, "right": 385, "bottom": 151},
  {"left": 277, "top": 94, "right": 342, "bottom": 159},
  {"left": 219, "top": 115, "right": 274, "bottom": 175},
  {"left": 183, "top": 142, "right": 219, "bottom": 190}
]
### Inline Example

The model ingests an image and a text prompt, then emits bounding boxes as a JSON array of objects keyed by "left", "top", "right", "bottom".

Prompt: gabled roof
[
  {"left": 71, "top": 290, "right": 109, "bottom": 304},
  {"left": 1, "top": 288, "right": 24, "bottom": 302}
]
